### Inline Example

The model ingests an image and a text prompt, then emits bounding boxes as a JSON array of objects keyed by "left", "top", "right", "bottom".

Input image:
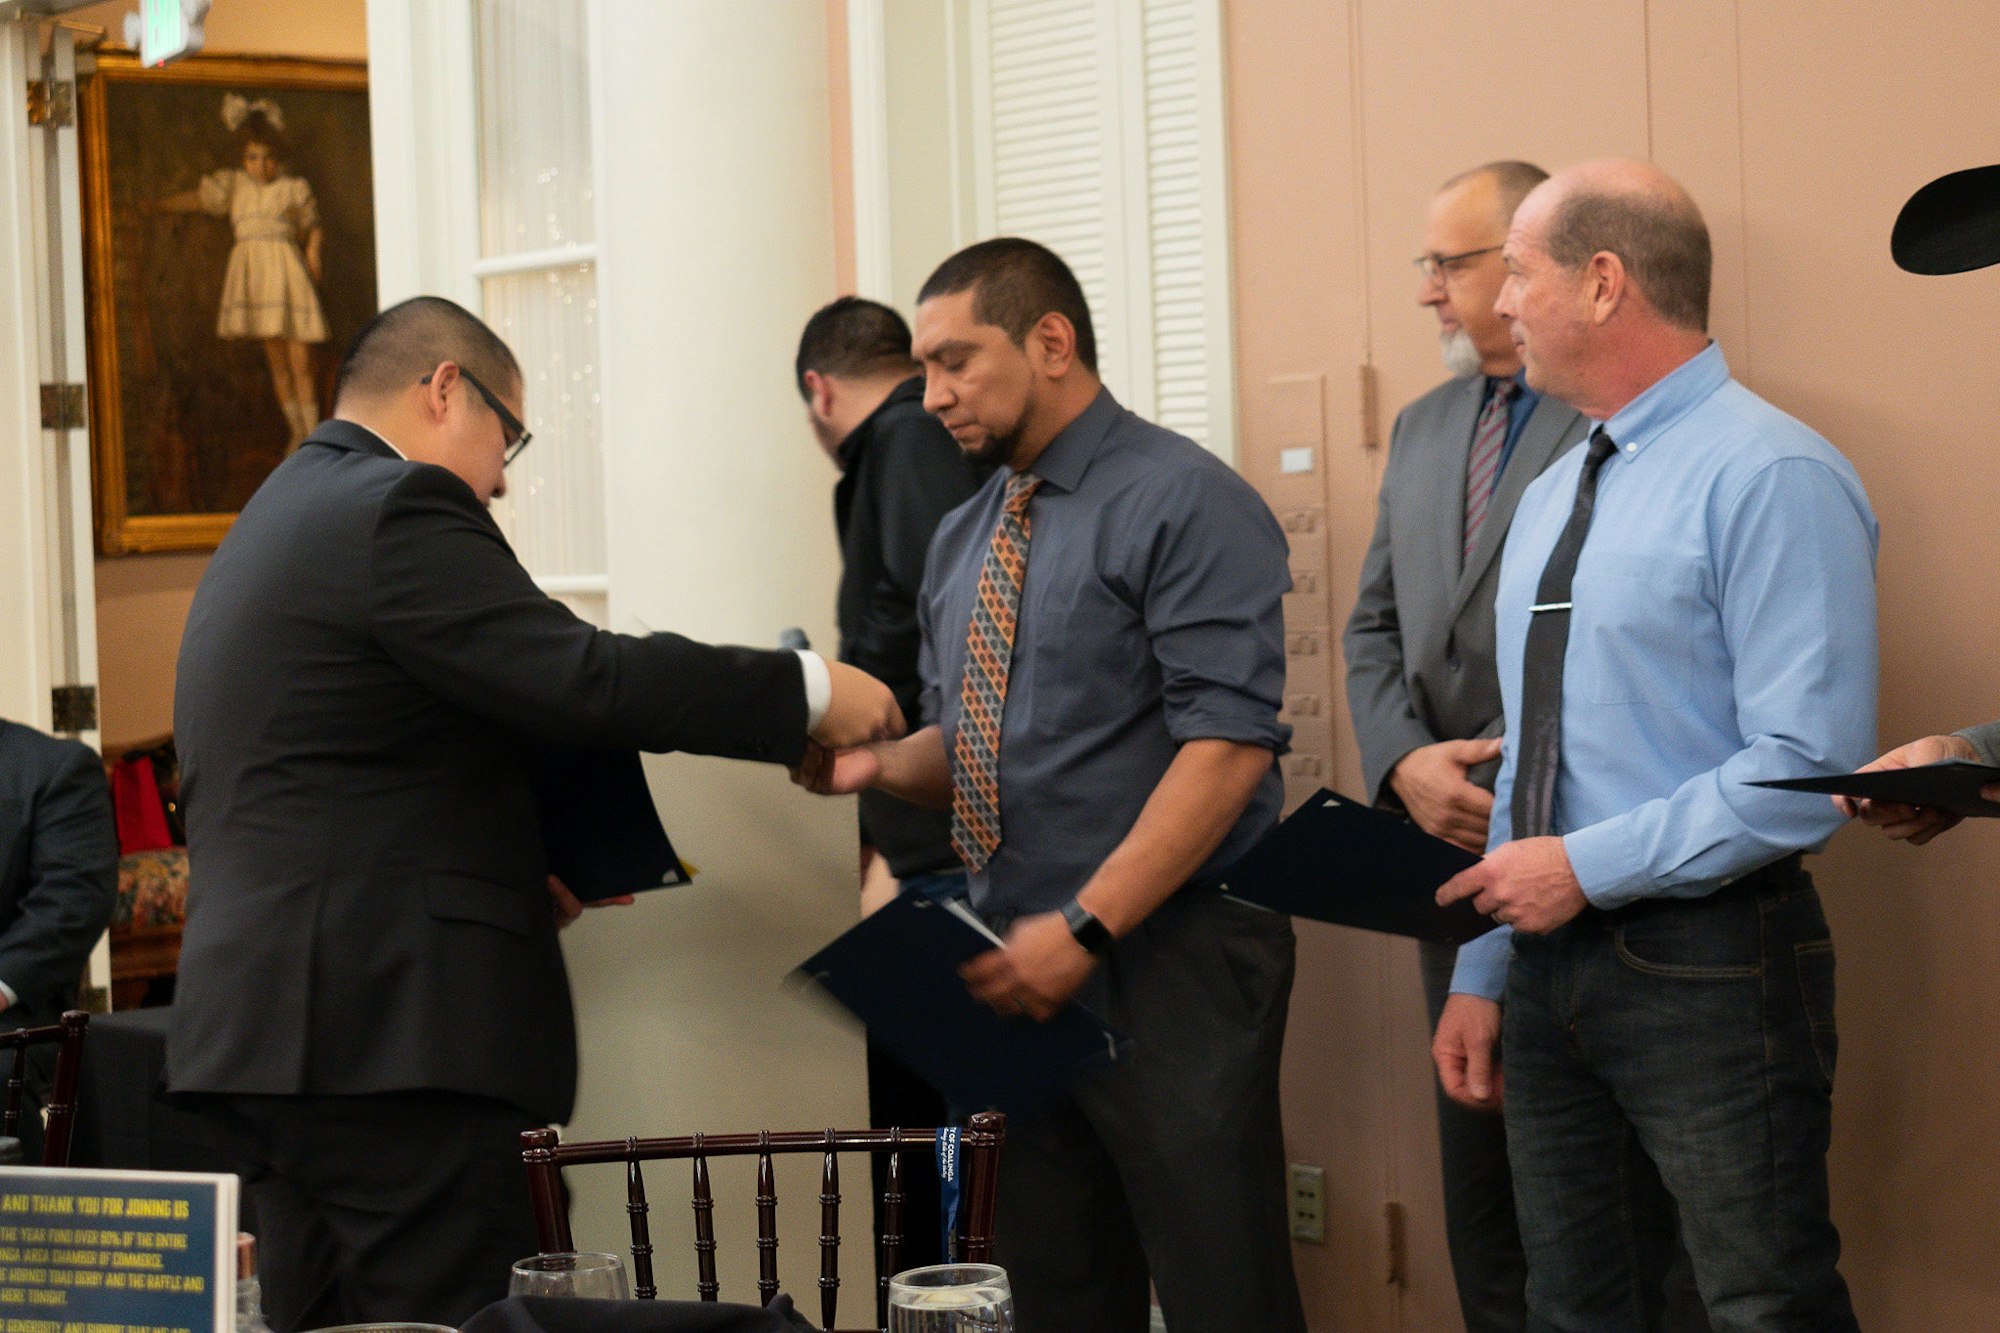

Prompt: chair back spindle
[
  {"left": 692, "top": 1139, "right": 719, "bottom": 1302},
  {"left": 878, "top": 1132, "right": 907, "bottom": 1329},
  {"left": 755, "top": 1134, "right": 779, "bottom": 1307},
  {"left": 623, "top": 1143, "right": 657, "bottom": 1300},
  {"left": 818, "top": 1130, "right": 842, "bottom": 1329}
]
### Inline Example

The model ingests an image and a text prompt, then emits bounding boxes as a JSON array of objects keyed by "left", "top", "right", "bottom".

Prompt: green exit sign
[{"left": 136, "top": 0, "right": 210, "bottom": 68}]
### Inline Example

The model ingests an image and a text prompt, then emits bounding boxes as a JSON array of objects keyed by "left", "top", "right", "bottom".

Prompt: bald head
[
  {"left": 1441, "top": 160, "right": 1549, "bottom": 233},
  {"left": 1531, "top": 159, "right": 1712, "bottom": 331}
]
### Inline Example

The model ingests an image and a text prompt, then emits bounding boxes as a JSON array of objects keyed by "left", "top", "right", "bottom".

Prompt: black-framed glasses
[
  {"left": 1412, "top": 244, "right": 1504, "bottom": 283},
  {"left": 422, "top": 367, "right": 533, "bottom": 466}
]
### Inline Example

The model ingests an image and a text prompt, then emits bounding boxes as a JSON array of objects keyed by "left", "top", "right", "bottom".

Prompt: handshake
[{"left": 811, "top": 659, "right": 907, "bottom": 752}]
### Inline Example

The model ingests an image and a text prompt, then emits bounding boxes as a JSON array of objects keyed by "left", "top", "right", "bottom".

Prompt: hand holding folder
[
  {"left": 792, "top": 893, "right": 1126, "bottom": 1113},
  {"left": 1753, "top": 760, "right": 2000, "bottom": 819},
  {"left": 1216, "top": 788, "right": 1497, "bottom": 944},
  {"left": 532, "top": 746, "right": 692, "bottom": 902}
]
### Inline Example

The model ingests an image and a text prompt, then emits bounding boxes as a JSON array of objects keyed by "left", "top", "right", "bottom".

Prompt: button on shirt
[
  {"left": 918, "top": 389, "right": 1292, "bottom": 919},
  {"left": 1452, "top": 343, "right": 1879, "bottom": 999}
]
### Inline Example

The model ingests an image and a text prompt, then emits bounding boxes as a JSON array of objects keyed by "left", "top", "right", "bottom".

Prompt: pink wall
[{"left": 1228, "top": 2, "right": 2000, "bottom": 1328}]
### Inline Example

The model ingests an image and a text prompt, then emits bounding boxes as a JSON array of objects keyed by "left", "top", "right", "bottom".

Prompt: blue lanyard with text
[{"left": 935, "top": 1125, "right": 962, "bottom": 1261}]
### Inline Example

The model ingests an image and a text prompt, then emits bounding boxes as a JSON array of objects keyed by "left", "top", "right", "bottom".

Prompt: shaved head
[{"left": 335, "top": 296, "right": 520, "bottom": 408}]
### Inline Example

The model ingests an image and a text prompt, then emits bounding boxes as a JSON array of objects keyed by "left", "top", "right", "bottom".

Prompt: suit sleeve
[
  {"left": 1957, "top": 721, "right": 2000, "bottom": 766},
  {"left": 1342, "top": 410, "right": 1440, "bottom": 803},
  {"left": 0, "top": 742, "right": 116, "bottom": 1012},
  {"left": 369, "top": 466, "right": 809, "bottom": 765}
]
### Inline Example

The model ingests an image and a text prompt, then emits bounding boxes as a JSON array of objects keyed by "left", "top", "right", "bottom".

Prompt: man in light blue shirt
[{"left": 1433, "top": 160, "right": 1875, "bottom": 1330}]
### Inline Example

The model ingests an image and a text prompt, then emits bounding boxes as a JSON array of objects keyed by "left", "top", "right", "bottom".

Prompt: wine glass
[
  {"left": 507, "top": 1252, "right": 630, "bottom": 1300},
  {"left": 886, "top": 1263, "right": 1015, "bottom": 1332}
]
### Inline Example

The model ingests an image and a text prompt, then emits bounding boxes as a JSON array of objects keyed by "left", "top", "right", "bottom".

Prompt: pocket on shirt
[
  {"left": 1570, "top": 552, "right": 1705, "bottom": 707},
  {"left": 1022, "top": 599, "right": 1151, "bottom": 739}
]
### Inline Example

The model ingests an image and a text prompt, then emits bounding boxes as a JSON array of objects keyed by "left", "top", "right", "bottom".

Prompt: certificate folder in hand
[
  {"left": 1216, "top": 788, "right": 1497, "bottom": 944},
  {"left": 793, "top": 893, "right": 1126, "bottom": 1113},
  {"left": 1752, "top": 761, "right": 2000, "bottom": 818},
  {"left": 533, "top": 746, "right": 692, "bottom": 902}
]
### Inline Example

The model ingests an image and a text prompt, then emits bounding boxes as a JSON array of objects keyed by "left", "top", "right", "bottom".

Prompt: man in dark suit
[
  {"left": 168, "top": 297, "right": 903, "bottom": 1331},
  {"left": 0, "top": 718, "right": 118, "bottom": 1160},
  {"left": 796, "top": 296, "right": 989, "bottom": 1272},
  {"left": 1342, "top": 161, "right": 1586, "bottom": 1332}
]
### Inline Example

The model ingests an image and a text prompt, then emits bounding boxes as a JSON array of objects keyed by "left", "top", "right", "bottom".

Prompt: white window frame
[{"left": 366, "top": 0, "right": 613, "bottom": 608}]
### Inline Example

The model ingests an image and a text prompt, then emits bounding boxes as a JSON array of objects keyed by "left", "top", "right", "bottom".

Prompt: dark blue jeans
[{"left": 1502, "top": 864, "right": 1859, "bottom": 1332}]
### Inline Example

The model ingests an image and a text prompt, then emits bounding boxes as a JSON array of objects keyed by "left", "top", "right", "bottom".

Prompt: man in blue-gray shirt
[
  {"left": 1434, "top": 161, "right": 1876, "bottom": 1329},
  {"left": 800, "top": 238, "right": 1304, "bottom": 1333}
]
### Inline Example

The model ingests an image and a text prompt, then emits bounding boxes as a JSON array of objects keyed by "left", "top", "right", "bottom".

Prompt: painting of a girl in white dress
[
  {"left": 152, "top": 95, "right": 330, "bottom": 451},
  {"left": 82, "top": 52, "right": 373, "bottom": 555}
]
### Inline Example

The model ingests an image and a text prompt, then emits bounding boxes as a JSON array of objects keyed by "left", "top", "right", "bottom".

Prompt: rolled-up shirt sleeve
[{"left": 1139, "top": 466, "right": 1292, "bottom": 753}]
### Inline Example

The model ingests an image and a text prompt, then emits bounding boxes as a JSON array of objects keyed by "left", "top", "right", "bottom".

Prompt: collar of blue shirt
[
  {"left": 1023, "top": 386, "right": 1122, "bottom": 494},
  {"left": 1596, "top": 340, "right": 1728, "bottom": 457}
]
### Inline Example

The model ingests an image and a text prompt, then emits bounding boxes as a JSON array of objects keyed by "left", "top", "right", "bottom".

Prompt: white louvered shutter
[{"left": 968, "top": 0, "right": 1233, "bottom": 459}]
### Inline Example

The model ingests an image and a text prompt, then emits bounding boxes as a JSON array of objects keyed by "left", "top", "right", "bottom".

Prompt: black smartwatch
[{"left": 1059, "top": 897, "right": 1113, "bottom": 956}]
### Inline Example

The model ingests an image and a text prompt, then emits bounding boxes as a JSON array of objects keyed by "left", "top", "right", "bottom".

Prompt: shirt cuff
[
  {"left": 1448, "top": 927, "right": 1513, "bottom": 1000},
  {"left": 796, "top": 650, "right": 830, "bottom": 731},
  {"left": 0, "top": 979, "right": 17, "bottom": 1010},
  {"left": 1562, "top": 820, "right": 1650, "bottom": 910}
]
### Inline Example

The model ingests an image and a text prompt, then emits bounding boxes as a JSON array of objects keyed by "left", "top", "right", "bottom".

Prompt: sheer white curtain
[{"left": 472, "top": 0, "right": 607, "bottom": 624}]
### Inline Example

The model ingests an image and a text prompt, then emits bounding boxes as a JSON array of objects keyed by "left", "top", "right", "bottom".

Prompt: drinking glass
[
  {"left": 507, "top": 1252, "right": 630, "bottom": 1300},
  {"left": 886, "top": 1264, "right": 1015, "bottom": 1332}
]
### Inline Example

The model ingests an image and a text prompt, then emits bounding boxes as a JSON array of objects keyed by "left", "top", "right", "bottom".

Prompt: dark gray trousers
[
  {"left": 1422, "top": 938, "right": 1531, "bottom": 1333},
  {"left": 991, "top": 888, "right": 1306, "bottom": 1333}
]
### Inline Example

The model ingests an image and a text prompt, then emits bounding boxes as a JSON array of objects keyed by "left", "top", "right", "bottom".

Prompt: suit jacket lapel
[
  {"left": 1429, "top": 377, "right": 1485, "bottom": 592},
  {"left": 1443, "top": 397, "right": 1588, "bottom": 625}
]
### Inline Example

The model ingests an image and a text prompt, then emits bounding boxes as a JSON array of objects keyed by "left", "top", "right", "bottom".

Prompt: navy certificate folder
[
  {"left": 1752, "top": 760, "right": 2000, "bottom": 818},
  {"left": 1216, "top": 787, "right": 1497, "bottom": 944},
  {"left": 793, "top": 892, "right": 1126, "bottom": 1113},
  {"left": 533, "top": 746, "right": 692, "bottom": 901}
]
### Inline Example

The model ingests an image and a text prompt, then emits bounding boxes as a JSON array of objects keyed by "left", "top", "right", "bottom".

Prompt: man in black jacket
[
  {"left": 0, "top": 718, "right": 117, "bottom": 1160},
  {"left": 170, "top": 297, "right": 903, "bottom": 1331},
  {"left": 796, "top": 296, "right": 989, "bottom": 1269}
]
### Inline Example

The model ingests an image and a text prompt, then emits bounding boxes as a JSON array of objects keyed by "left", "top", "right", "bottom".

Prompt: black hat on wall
[{"left": 1892, "top": 164, "right": 2000, "bottom": 275}]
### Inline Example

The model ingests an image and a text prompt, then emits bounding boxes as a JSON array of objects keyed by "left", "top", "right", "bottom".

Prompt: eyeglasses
[
  {"left": 421, "top": 367, "right": 533, "bottom": 466},
  {"left": 1412, "top": 244, "right": 1504, "bottom": 284}
]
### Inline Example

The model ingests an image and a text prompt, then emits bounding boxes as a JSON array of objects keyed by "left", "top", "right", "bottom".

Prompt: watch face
[{"left": 1063, "top": 900, "right": 1111, "bottom": 954}]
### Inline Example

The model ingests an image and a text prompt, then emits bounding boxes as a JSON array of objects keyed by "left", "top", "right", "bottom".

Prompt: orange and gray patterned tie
[{"left": 950, "top": 471, "right": 1043, "bottom": 871}]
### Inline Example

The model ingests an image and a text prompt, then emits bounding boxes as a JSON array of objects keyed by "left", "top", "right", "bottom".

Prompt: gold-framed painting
[{"left": 82, "top": 51, "right": 375, "bottom": 556}]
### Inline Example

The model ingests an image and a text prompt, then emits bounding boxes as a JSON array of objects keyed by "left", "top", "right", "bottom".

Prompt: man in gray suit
[
  {"left": 1841, "top": 162, "right": 2000, "bottom": 844},
  {"left": 1342, "top": 161, "right": 1585, "bottom": 1333}
]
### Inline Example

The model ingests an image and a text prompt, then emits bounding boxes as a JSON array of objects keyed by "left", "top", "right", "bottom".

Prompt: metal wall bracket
[
  {"left": 40, "top": 381, "right": 84, "bottom": 429},
  {"left": 26, "top": 77, "right": 73, "bottom": 127},
  {"left": 51, "top": 683, "right": 96, "bottom": 734}
]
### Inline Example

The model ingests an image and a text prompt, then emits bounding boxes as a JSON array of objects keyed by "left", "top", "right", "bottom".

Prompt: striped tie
[
  {"left": 950, "top": 471, "right": 1043, "bottom": 871},
  {"left": 1462, "top": 379, "right": 1518, "bottom": 561}
]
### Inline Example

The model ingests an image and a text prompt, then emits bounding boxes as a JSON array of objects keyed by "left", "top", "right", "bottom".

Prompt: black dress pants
[
  {"left": 186, "top": 1091, "right": 544, "bottom": 1332},
  {"left": 991, "top": 889, "right": 1305, "bottom": 1333}
]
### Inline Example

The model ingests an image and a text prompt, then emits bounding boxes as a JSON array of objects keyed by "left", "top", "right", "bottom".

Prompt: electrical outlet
[{"left": 1288, "top": 1162, "right": 1325, "bottom": 1243}]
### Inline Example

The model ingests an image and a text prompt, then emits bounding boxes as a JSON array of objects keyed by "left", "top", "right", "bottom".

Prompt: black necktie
[{"left": 1512, "top": 427, "right": 1620, "bottom": 841}]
